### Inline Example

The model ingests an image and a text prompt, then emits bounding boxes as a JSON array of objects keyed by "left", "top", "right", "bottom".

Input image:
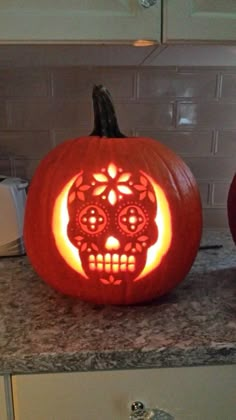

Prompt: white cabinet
[
  {"left": 0, "top": 376, "right": 8, "bottom": 420},
  {"left": 163, "top": 0, "right": 236, "bottom": 43},
  {"left": 12, "top": 365, "right": 236, "bottom": 420},
  {"left": 0, "top": 0, "right": 161, "bottom": 44}
]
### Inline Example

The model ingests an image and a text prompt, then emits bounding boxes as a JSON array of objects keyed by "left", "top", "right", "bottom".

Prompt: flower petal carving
[
  {"left": 124, "top": 242, "right": 132, "bottom": 251},
  {"left": 74, "top": 235, "right": 84, "bottom": 241},
  {"left": 148, "top": 191, "right": 156, "bottom": 203},
  {"left": 75, "top": 176, "right": 83, "bottom": 188},
  {"left": 93, "top": 185, "right": 107, "bottom": 196},
  {"left": 117, "top": 172, "right": 131, "bottom": 183},
  {"left": 68, "top": 192, "right": 76, "bottom": 203},
  {"left": 117, "top": 185, "right": 132, "bottom": 194},
  {"left": 140, "top": 176, "right": 148, "bottom": 186},
  {"left": 81, "top": 242, "right": 88, "bottom": 252},
  {"left": 108, "top": 189, "right": 117, "bottom": 205},
  {"left": 79, "top": 185, "right": 90, "bottom": 191},
  {"left": 77, "top": 191, "right": 85, "bottom": 201},
  {"left": 100, "top": 278, "right": 110, "bottom": 285},
  {"left": 114, "top": 280, "right": 122, "bottom": 285},
  {"left": 136, "top": 243, "right": 143, "bottom": 252},
  {"left": 134, "top": 184, "right": 146, "bottom": 191},
  {"left": 138, "top": 236, "right": 149, "bottom": 242},
  {"left": 93, "top": 173, "right": 108, "bottom": 182},
  {"left": 91, "top": 243, "right": 99, "bottom": 251},
  {"left": 108, "top": 163, "right": 117, "bottom": 179},
  {"left": 139, "top": 191, "right": 147, "bottom": 200}
]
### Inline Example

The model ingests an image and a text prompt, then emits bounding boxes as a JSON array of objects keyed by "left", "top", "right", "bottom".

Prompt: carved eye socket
[
  {"left": 118, "top": 205, "right": 148, "bottom": 235},
  {"left": 77, "top": 205, "right": 107, "bottom": 235}
]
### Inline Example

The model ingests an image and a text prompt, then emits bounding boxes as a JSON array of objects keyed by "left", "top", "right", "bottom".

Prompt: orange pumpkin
[
  {"left": 227, "top": 173, "right": 236, "bottom": 244},
  {"left": 24, "top": 85, "right": 202, "bottom": 305}
]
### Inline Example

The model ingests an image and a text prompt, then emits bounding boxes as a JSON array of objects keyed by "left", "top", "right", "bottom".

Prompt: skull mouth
[{"left": 88, "top": 253, "right": 136, "bottom": 273}]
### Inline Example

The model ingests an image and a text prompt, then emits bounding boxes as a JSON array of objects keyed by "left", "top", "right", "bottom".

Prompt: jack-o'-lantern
[
  {"left": 227, "top": 173, "right": 236, "bottom": 244},
  {"left": 24, "top": 85, "right": 202, "bottom": 305}
]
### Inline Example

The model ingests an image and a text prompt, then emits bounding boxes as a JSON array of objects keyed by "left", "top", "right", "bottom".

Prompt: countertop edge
[{"left": 1, "top": 345, "right": 236, "bottom": 375}]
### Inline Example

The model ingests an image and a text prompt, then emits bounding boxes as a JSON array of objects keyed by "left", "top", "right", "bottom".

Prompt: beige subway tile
[
  {"left": 197, "top": 181, "right": 210, "bottom": 206},
  {"left": 221, "top": 74, "right": 236, "bottom": 98},
  {"left": 53, "top": 127, "right": 134, "bottom": 145},
  {"left": 116, "top": 103, "right": 173, "bottom": 129},
  {"left": 53, "top": 127, "right": 92, "bottom": 145},
  {"left": 138, "top": 70, "right": 217, "bottom": 99},
  {"left": 13, "top": 158, "right": 41, "bottom": 180},
  {"left": 212, "top": 182, "right": 230, "bottom": 207},
  {"left": 7, "top": 100, "right": 53, "bottom": 129},
  {"left": 177, "top": 102, "right": 236, "bottom": 129},
  {"left": 52, "top": 101, "right": 92, "bottom": 128},
  {"left": 52, "top": 68, "right": 136, "bottom": 99},
  {"left": 0, "top": 69, "right": 50, "bottom": 97},
  {"left": 0, "top": 131, "right": 52, "bottom": 158},
  {"left": 0, "top": 102, "right": 7, "bottom": 128},
  {"left": 202, "top": 208, "right": 228, "bottom": 229},
  {"left": 184, "top": 157, "right": 235, "bottom": 180},
  {"left": 0, "top": 159, "right": 12, "bottom": 176},
  {"left": 135, "top": 130, "right": 213, "bottom": 156},
  {"left": 216, "top": 130, "right": 236, "bottom": 156}
]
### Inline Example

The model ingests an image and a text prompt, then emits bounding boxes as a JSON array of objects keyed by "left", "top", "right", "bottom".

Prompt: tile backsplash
[{"left": 0, "top": 65, "right": 235, "bottom": 228}]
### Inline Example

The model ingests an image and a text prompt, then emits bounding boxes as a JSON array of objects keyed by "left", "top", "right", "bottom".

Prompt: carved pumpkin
[
  {"left": 227, "top": 173, "right": 236, "bottom": 244},
  {"left": 24, "top": 85, "right": 202, "bottom": 305}
]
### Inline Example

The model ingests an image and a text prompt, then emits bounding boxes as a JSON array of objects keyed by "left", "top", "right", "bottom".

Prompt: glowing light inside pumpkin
[
  {"left": 52, "top": 173, "right": 88, "bottom": 278},
  {"left": 52, "top": 167, "right": 172, "bottom": 281},
  {"left": 105, "top": 236, "right": 120, "bottom": 250},
  {"left": 136, "top": 171, "right": 172, "bottom": 281}
]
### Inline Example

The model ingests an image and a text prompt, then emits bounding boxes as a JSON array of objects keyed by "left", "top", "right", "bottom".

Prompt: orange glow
[
  {"left": 135, "top": 172, "right": 172, "bottom": 281},
  {"left": 105, "top": 236, "right": 120, "bottom": 250},
  {"left": 52, "top": 174, "right": 88, "bottom": 278},
  {"left": 133, "top": 39, "right": 157, "bottom": 47}
]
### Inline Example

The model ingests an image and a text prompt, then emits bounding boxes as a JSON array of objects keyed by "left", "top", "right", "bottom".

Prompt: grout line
[
  {"left": 173, "top": 100, "right": 178, "bottom": 128},
  {"left": 134, "top": 69, "right": 138, "bottom": 101},
  {"left": 213, "top": 129, "right": 219, "bottom": 155},
  {"left": 216, "top": 72, "right": 223, "bottom": 100}
]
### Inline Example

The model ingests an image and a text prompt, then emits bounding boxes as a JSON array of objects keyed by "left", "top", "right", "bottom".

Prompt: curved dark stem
[{"left": 90, "top": 85, "right": 126, "bottom": 138}]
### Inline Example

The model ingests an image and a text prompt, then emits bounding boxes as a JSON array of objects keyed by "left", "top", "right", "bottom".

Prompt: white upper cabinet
[
  {"left": 163, "top": 0, "right": 236, "bottom": 43},
  {"left": 0, "top": 0, "right": 161, "bottom": 44}
]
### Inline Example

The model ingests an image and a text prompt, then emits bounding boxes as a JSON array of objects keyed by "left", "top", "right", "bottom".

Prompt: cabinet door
[
  {"left": 12, "top": 365, "right": 236, "bottom": 420},
  {"left": 0, "top": 376, "right": 8, "bottom": 420},
  {"left": 163, "top": 0, "right": 236, "bottom": 42},
  {"left": 0, "top": 0, "right": 161, "bottom": 44}
]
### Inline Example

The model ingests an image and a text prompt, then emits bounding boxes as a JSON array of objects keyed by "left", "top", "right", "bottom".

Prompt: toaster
[{"left": 0, "top": 175, "right": 28, "bottom": 256}]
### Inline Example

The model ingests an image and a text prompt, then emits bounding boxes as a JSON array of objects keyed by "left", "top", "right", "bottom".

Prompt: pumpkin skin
[
  {"left": 227, "top": 173, "right": 236, "bottom": 244},
  {"left": 24, "top": 87, "right": 202, "bottom": 305}
]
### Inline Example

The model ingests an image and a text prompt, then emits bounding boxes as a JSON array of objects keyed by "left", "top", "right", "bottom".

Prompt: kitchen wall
[{"left": 0, "top": 65, "right": 235, "bottom": 228}]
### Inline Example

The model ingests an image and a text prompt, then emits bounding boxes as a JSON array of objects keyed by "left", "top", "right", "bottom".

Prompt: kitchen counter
[{"left": 0, "top": 230, "right": 235, "bottom": 375}]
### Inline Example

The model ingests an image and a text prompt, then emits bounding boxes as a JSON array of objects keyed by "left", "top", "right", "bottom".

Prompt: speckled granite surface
[{"left": 0, "top": 230, "right": 235, "bottom": 374}]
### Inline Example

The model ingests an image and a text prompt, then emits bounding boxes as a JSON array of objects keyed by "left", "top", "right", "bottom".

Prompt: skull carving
[{"left": 67, "top": 163, "right": 158, "bottom": 285}]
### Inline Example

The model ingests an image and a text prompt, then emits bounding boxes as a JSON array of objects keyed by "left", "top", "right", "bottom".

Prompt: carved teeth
[{"left": 88, "top": 253, "right": 135, "bottom": 272}]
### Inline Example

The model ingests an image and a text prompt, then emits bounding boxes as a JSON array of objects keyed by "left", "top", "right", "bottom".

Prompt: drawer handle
[
  {"left": 139, "top": 0, "right": 159, "bottom": 8},
  {"left": 129, "top": 401, "right": 174, "bottom": 419}
]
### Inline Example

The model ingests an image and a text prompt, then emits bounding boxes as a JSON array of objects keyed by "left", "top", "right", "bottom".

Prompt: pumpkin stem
[{"left": 90, "top": 85, "right": 126, "bottom": 138}]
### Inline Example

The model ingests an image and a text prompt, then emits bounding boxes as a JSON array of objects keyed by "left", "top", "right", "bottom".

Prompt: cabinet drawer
[
  {"left": 163, "top": 0, "right": 236, "bottom": 42},
  {"left": 0, "top": 1, "right": 161, "bottom": 44},
  {"left": 0, "top": 376, "right": 8, "bottom": 420},
  {"left": 12, "top": 365, "right": 236, "bottom": 420}
]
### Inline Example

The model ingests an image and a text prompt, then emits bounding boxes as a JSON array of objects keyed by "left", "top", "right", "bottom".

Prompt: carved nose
[{"left": 105, "top": 236, "right": 120, "bottom": 250}]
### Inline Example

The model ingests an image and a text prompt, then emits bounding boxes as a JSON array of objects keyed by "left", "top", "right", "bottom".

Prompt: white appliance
[{"left": 0, "top": 176, "right": 28, "bottom": 256}]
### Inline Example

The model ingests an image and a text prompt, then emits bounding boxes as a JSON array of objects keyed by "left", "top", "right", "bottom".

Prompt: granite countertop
[{"left": 0, "top": 229, "right": 236, "bottom": 375}]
